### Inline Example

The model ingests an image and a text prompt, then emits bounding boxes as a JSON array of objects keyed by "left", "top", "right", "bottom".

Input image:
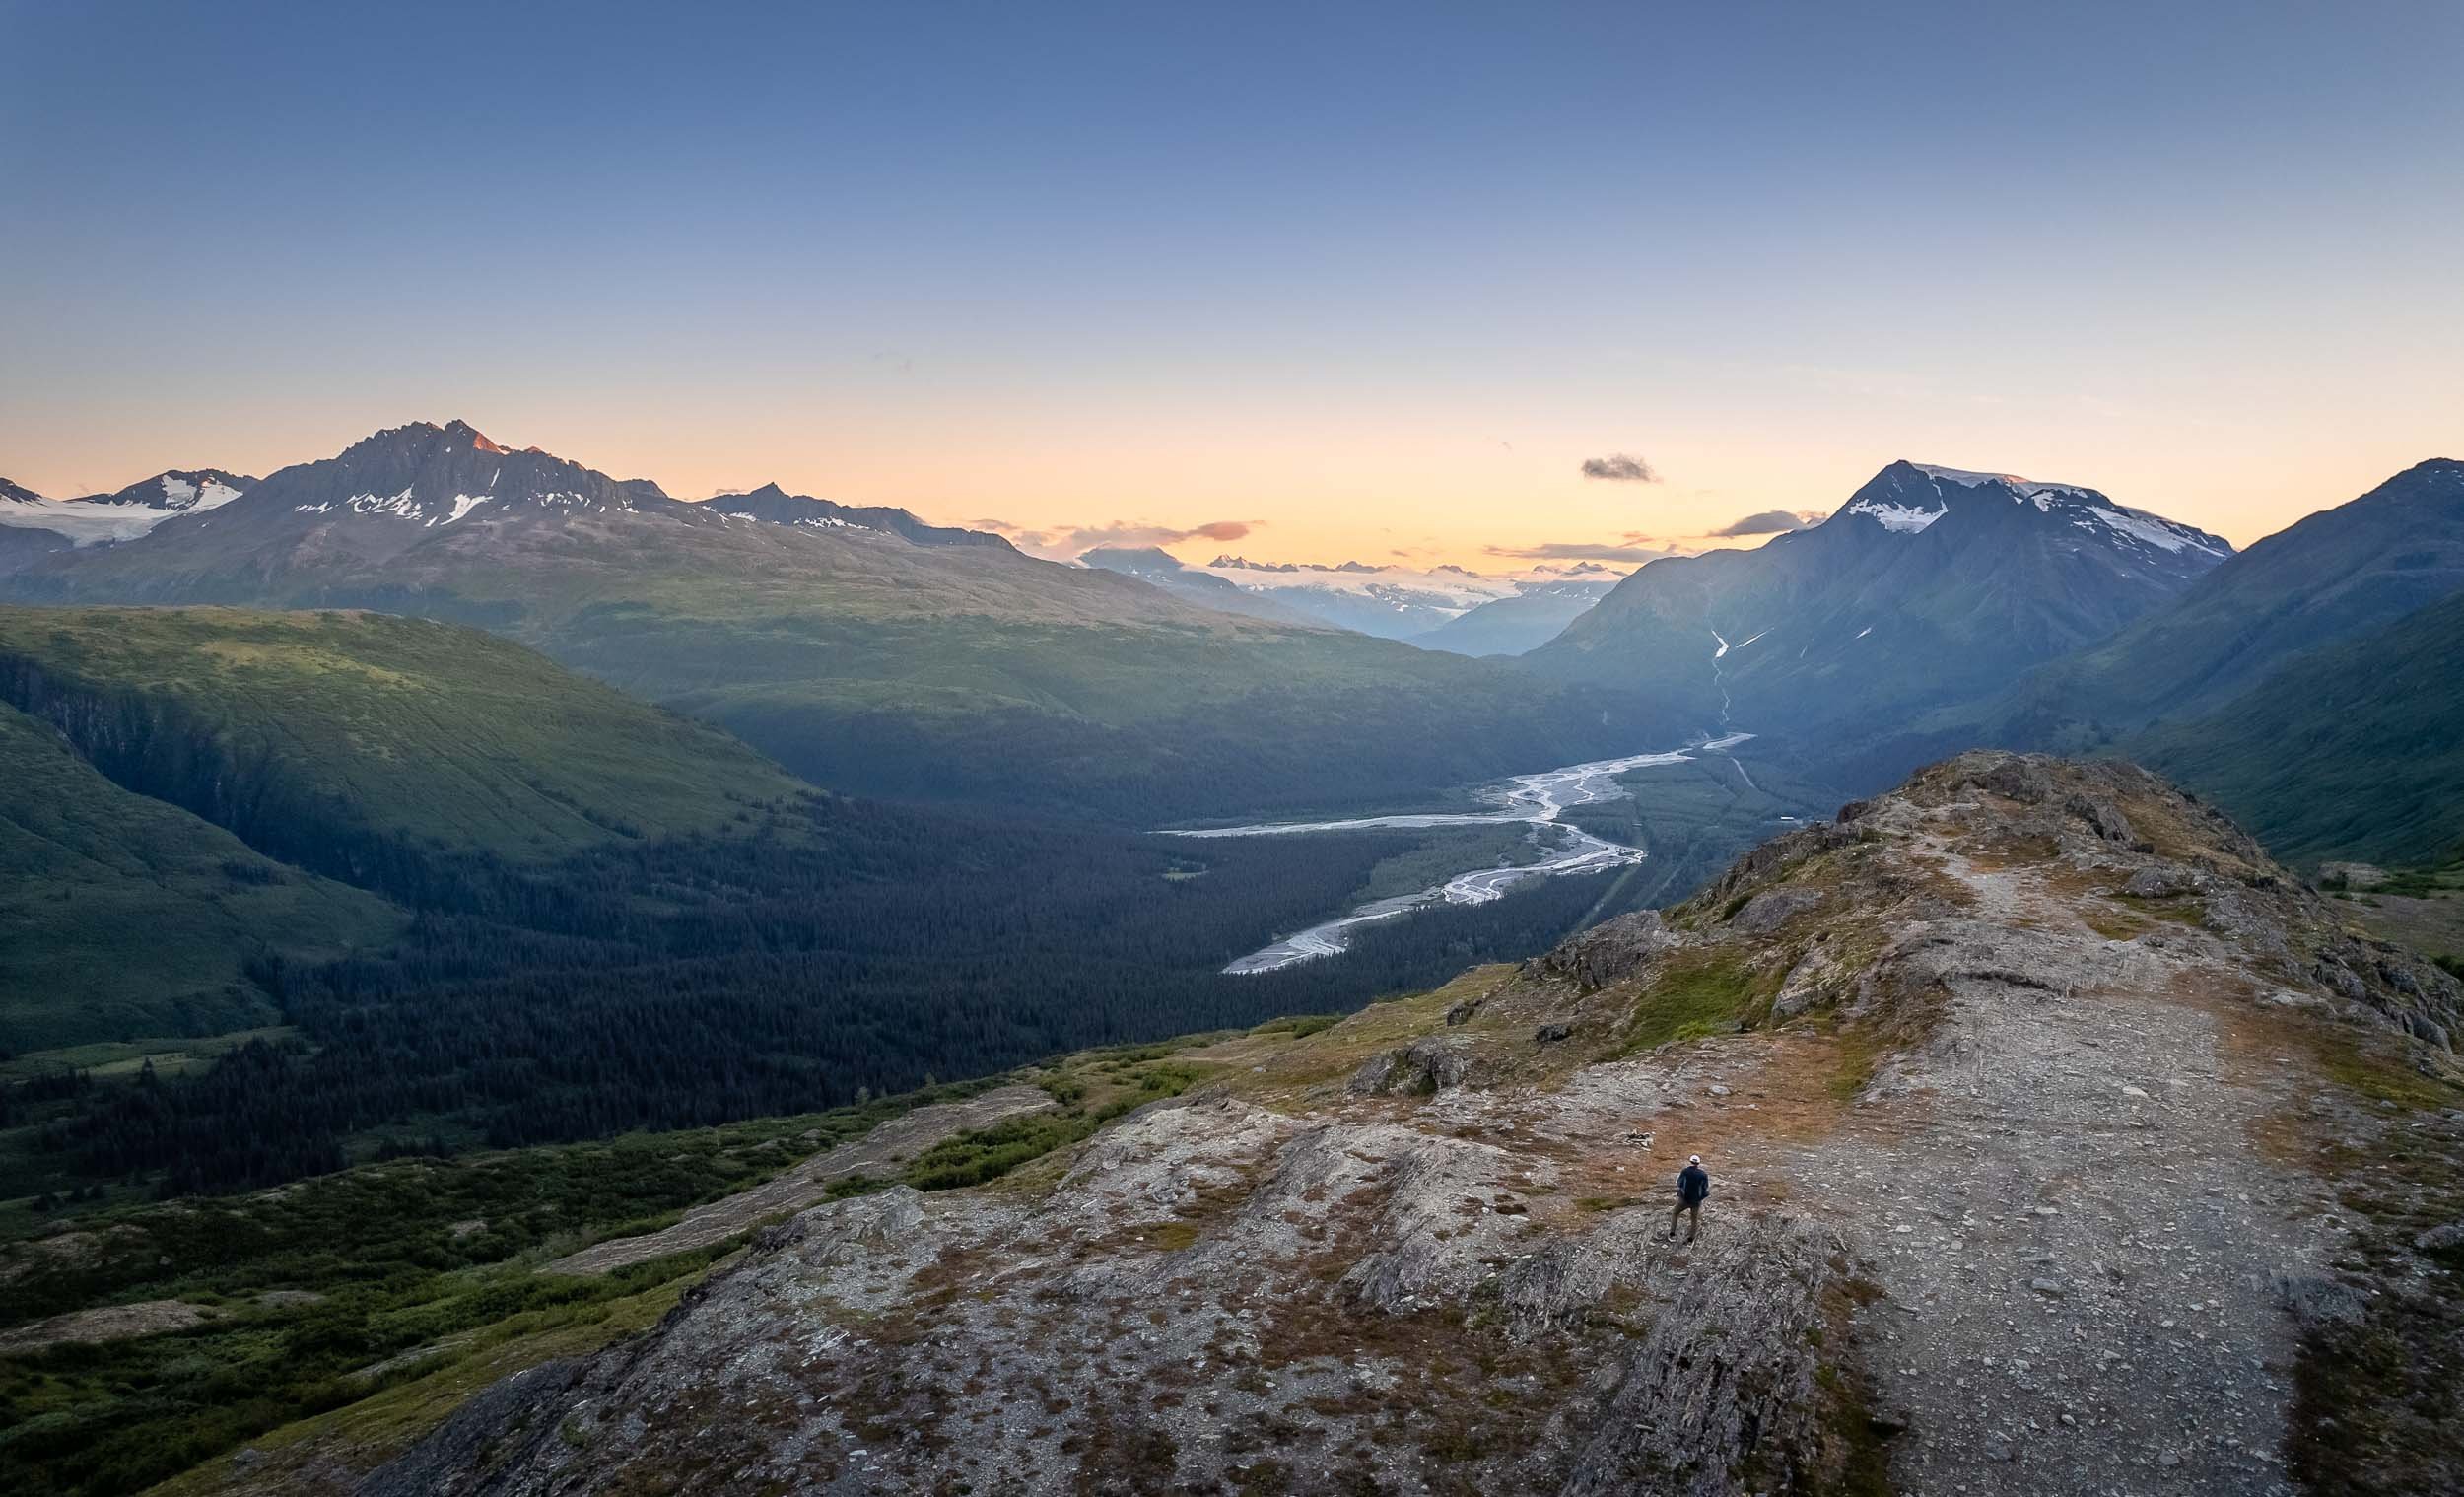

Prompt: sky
[{"left": 4, "top": 2, "right": 2459, "bottom": 570}]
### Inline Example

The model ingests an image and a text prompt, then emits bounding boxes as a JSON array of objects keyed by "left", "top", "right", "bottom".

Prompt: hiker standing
[{"left": 1669, "top": 1154, "right": 1709, "bottom": 1241}]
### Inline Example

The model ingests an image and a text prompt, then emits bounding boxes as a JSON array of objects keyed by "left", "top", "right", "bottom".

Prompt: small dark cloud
[
  {"left": 1579, "top": 452, "right": 1660, "bottom": 483},
  {"left": 1486, "top": 540, "right": 1672, "bottom": 564},
  {"left": 1708, "top": 509, "right": 1822, "bottom": 537}
]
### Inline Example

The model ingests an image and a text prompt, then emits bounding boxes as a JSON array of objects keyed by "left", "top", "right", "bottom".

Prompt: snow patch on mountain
[
  {"left": 2078, "top": 504, "right": 2226, "bottom": 558},
  {"left": 1845, "top": 497, "right": 1950, "bottom": 533},
  {"left": 329, "top": 487, "right": 628, "bottom": 523}
]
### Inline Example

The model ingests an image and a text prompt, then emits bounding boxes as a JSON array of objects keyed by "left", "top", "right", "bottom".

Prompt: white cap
[{"left": 1688, "top": 1155, "right": 1701, "bottom": 1165}]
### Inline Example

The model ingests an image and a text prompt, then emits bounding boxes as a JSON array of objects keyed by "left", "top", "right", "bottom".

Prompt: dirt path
[
  {"left": 1787, "top": 845, "right": 2335, "bottom": 1495},
  {"left": 545, "top": 1086, "right": 1055, "bottom": 1276}
]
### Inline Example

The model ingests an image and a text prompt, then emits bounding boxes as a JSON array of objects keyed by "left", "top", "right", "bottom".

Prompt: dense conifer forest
[{"left": 16, "top": 798, "right": 1651, "bottom": 1197}]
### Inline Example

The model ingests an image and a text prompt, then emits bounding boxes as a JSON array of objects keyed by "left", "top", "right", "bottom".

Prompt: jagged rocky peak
[
  {"left": 288, "top": 419, "right": 671, "bottom": 524},
  {"left": 368, "top": 750, "right": 2462, "bottom": 1497}
]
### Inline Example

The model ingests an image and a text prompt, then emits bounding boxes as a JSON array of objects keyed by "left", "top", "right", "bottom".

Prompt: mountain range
[
  {"left": 1526, "top": 460, "right": 2235, "bottom": 735},
  {"left": 2136, "top": 586, "right": 2464, "bottom": 866},
  {"left": 0, "top": 421, "right": 1670, "bottom": 820},
  {"left": 5, "top": 425, "right": 2458, "bottom": 868}
]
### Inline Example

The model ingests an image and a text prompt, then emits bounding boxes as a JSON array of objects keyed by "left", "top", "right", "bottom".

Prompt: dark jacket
[{"left": 1677, "top": 1163, "right": 1710, "bottom": 1205}]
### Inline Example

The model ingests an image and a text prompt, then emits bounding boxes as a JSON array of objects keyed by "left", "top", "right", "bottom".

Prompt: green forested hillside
[
  {"left": 0, "top": 605, "right": 814, "bottom": 874},
  {"left": 0, "top": 606, "right": 1664, "bottom": 1201},
  {"left": 0, "top": 702, "right": 399, "bottom": 1051},
  {"left": 2136, "top": 591, "right": 2464, "bottom": 866}
]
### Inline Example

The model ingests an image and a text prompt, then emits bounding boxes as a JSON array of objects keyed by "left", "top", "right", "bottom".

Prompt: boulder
[
  {"left": 1730, "top": 886, "right": 1822, "bottom": 935},
  {"left": 1349, "top": 1038, "right": 1473, "bottom": 1096},
  {"left": 1528, "top": 910, "right": 1679, "bottom": 991}
]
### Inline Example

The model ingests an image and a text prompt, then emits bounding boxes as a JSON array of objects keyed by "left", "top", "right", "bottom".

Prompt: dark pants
[{"left": 1670, "top": 1199, "right": 1701, "bottom": 1239}]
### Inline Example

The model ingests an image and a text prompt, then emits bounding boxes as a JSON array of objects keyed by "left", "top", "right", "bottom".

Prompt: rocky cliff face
[{"left": 364, "top": 752, "right": 2464, "bottom": 1497}]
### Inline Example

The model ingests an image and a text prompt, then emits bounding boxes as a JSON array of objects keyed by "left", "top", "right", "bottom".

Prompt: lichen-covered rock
[
  {"left": 2063, "top": 791, "right": 2138, "bottom": 846},
  {"left": 1730, "top": 886, "right": 1822, "bottom": 935},
  {"left": 2124, "top": 863, "right": 2202, "bottom": 899},
  {"left": 1524, "top": 908, "right": 1680, "bottom": 990},
  {"left": 1349, "top": 1036, "right": 1474, "bottom": 1095}
]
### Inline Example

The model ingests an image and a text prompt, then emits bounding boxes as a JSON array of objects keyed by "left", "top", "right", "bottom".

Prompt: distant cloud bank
[
  {"left": 977, "top": 515, "right": 1259, "bottom": 560},
  {"left": 1579, "top": 453, "right": 1660, "bottom": 483},
  {"left": 1709, "top": 509, "right": 1821, "bottom": 537},
  {"left": 1486, "top": 539, "right": 1672, "bottom": 564}
]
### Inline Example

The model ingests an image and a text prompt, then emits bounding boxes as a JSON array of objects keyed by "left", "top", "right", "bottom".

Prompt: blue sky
[{"left": 5, "top": 1, "right": 2458, "bottom": 563}]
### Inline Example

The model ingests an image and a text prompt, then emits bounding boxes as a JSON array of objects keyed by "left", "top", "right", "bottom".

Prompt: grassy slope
[
  {"left": 0, "top": 703, "right": 401, "bottom": 1051},
  {"left": 2134, "top": 590, "right": 2464, "bottom": 867},
  {"left": 0, "top": 604, "right": 816, "bottom": 1051},
  {"left": 0, "top": 605, "right": 815, "bottom": 864}
]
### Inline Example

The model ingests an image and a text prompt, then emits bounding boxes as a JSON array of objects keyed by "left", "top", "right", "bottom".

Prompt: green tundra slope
[
  {"left": 0, "top": 701, "right": 400, "bottom": 1051},
  {"left": 0, "top": 603, "right": 811, "bottom": 1049},
  {"left": 2135, "top": 590, "right": 2464, "bottom": 867},
  {"left": 0, "top": 605, "right": 816, "bottom": 879}
]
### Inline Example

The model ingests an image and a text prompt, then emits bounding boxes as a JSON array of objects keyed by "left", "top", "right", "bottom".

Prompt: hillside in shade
[{"left": 2135, "top": 588, "right": 2464, "bottom": 867}]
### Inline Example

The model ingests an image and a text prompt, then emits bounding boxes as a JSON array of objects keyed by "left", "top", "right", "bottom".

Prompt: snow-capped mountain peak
[
  {"left": 1837, "top": 460, "right": 2229, "bottom": 560},
  {"left": 291, "top": 420, "right": 671, "bottom": 525},
  {"left": 85, "top": 469, "right": 258, "bottom": 512}
]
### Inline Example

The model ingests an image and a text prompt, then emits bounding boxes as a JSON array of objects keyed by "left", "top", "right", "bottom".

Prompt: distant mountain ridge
[
  {"left": 1525, "top": 459, "right": 2233, "bottom": 736},
  {"left": 1075, "top": 545, "right": 1322, "bottom": 624},
  {"left": 3, "top": 419, "right": 1669, "bottom": 820},
  {"left": 1178, "top": 555, "right": 1605, "bottom": 640},
  {"left": 701, "top": 483, "right": 1014, "bottom": 549},
  {"left": 1408, "top": 578, "right": 1620, "bottom": 656}
]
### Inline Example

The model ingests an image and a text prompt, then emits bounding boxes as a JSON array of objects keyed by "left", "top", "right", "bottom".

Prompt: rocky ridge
[{"left": 363, "top": 752, "right": 2464, "bottom": 1496}]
